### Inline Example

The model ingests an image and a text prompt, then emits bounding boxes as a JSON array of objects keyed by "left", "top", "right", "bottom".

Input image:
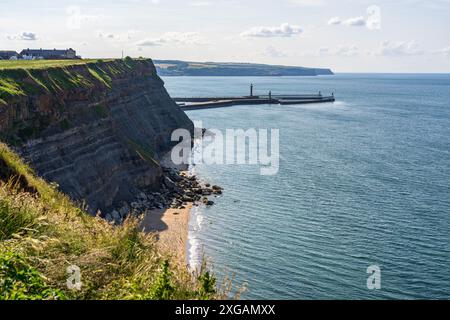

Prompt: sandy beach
[
  {"left": 141, "top": 203, "right": 193, "bottom": 267},
  {"left": 139, "top": 151, "right": 221, "bottom": 268}
]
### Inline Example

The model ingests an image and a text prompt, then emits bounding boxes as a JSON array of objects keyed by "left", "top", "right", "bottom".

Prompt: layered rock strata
[{"left": 0, "top": 59, "right": 193, "bottom": 214}]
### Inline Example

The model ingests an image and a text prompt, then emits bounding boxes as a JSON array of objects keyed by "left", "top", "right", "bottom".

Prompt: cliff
[
  {"left": 0, "top": 142, "right": 218, "bottom": 300},
  {"left": 0, "top": 58, "right": 193, "bottom": 215},
  {"left": 154, "top": 60, "right": 334, "bottom": 76},
  {"left": 0, "top": 60, "right": 221, "bottom": 300}
]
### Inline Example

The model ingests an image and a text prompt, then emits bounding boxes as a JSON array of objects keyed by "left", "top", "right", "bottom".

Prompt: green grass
[
  {"left": 0, "top": 142, "right": 235, "bottom": 300},
  {"left": 0, "top": 57, "right": 159, "bottom": 145},
  {"left": 0, "top": 58, "right": 147, "bottom": 103},
  {"left": 0, "top": 251, "right": 65, "bottom": 300},
  {"left": 0, "top": 78, "right": 25, "bottom": 96},
  {"left": 0, "top": 58, "right": 153, "bottom": 143},
  {"left": 87, "top": 65, "right": 112, "bottom": 88},
  {"left": 0, "top": 64, "right": 98, "bottom": 100},
  {"left": 0, "top": 57, "right": 148, "bottom": 71},
  {"left": 0, "top": 59, "right": 112, "bottom": 70}
]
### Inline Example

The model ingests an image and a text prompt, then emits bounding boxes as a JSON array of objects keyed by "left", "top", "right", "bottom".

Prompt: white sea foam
[
  {"left": 186, "top": 145, "right": 205, "bottom": 272},
  {"left": 187, "top": 204, "right": 205, "bottom": 272},
  {"left": 286, "top": 100, "right": 349, "bottom": 111}
]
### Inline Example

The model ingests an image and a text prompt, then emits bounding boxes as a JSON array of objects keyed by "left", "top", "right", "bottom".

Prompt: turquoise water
[{"left": 162, "top": 74, "right": 450, "bottom": 300}]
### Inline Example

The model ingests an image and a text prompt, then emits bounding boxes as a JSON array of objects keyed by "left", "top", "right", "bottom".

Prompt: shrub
[
  {"left": 149, "top": 260, "right": 175, "bottom": 300},
  {"left": 0, "top": 251, "right": 65, "bottom": 300},
  {"left": 198, "top": 271, "right": 217, "bottom": 300}
]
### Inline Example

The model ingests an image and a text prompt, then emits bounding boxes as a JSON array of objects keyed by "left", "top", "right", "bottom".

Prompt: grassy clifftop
[
  {"left": 0, "top": 59, "right": 112, "bottom": 70},
  {"left": 0, "top": 58, "right": 151, "bottom": 106},
  {"left": 0, "top": 57, "right": 167, "bottom": 148},
  {"left": 0, "top": 142, "right": 220, "bottom": 300}
]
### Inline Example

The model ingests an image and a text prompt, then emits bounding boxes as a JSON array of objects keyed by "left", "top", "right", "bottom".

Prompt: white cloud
[
  {"left": 6, "top": 32, "right": 38, "bottom": 41},
  {"left": 97, "top": 31, "right": 116, "bottom": 39},
  {"left": 436, "top": 46, "right": 450, "bottom": 56},
  {"left": 96, "top": 30, "right": 151, "bottom": 44},
  {"left": 314, "top": 45, "right": 359, "bottom": 57},
  {"left": 263, "top": 46, "right": 287, "bottom": 57},
  {"left": 328, "top": 16, "right": 366, "bottom": 27},
  {"left": 327, "top": 17, "right": 342, "bottom": 25},
  {"left": 328, "top": 5, "right": 381, "bottom": 30},
  {"left": 429, "top": 45, "right": 450, "bottom": 56},
  {"left": 334, "top": 45, "right": 360, "bottom": 56},
  {"left": 135, "top": 39, "right": 161, "bottom": 47},
  {"left": 366, "top": 5, "right": 382, "bottom": 30},
  {"left": 343, "top": 16, "right": 366, "bottom": 26},
  {"left": 136, "top": 32, "right": 207, "bottom": 46},
  {"left": 375, "top": 41, "right": 424, "bottom": 56},
  {"left": 300, "top": 45, "right": 360, "bottom": 57},
  {"left": 66, "top": 6, "right": 101, "bottom": 30},
  {"left": 241, "top": 23, "right": 303, "bottom": 38}
]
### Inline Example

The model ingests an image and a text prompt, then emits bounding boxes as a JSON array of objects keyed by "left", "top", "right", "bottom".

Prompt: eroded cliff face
[{"left": 0, "top": 59, "right": 193, "bottom": 214}]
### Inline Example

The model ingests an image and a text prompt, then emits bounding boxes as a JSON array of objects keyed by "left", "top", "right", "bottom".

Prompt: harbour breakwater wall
[
  {"left": 175, "top": 95, "right": 336, "bottom": 110},
  {"left": 0, "top": 59, "right": 194, "bottom": 215}
]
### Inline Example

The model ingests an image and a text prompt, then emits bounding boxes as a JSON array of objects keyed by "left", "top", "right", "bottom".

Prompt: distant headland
[{"left": 154, "top": 60, "right": 334, "bottom": 77}]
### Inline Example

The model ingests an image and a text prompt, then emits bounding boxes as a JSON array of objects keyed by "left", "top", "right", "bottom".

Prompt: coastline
[
  {"left": 140, "top": 165, "right": 222, "bottom": 269},
  {"left": 141, "top": 203, "right": 193, "bottom": 267}
]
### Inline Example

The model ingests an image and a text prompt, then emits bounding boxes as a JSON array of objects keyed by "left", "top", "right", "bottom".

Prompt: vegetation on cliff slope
[
  {"left": 0, "top": 58, "right": 159, "bottom": 148},
  {"left": 0, "top": 142, "right": 223, "bottom": 300}
]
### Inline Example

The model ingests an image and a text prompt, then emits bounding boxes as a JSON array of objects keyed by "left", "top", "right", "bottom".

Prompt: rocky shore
[
  {"left": 104, "top": 167, "right": 223, "bottom": 225},
  {"left": 116, "top": 167, "right": 223, "bottom": 266}
]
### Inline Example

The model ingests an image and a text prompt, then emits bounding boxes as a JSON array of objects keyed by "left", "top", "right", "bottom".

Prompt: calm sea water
[{"left": 162, "top": 74, "right": 450, "bottom": 300}]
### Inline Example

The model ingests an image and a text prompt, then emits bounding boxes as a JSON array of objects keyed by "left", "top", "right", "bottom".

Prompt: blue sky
[{"left": 1, "top": 0, "right": 450, "bottom": 72}]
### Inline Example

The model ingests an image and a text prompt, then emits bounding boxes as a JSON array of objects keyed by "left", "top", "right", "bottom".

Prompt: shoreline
[
  {"left": 139, "top": 167, "right": 222, "bottom": 269},
  {"left": 141, "top": 203, "right": 193, "bottom": 267}
]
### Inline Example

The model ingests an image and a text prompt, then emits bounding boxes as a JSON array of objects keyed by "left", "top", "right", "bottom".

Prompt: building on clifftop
[
  {"left": 19, "top": 48, "right": 79, "bottom": 60},
  {"left": 0, "top": 51, "right": 19, "bottom": 60}
]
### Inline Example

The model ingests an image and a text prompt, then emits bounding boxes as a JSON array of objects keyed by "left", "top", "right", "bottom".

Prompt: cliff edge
[{"left": 0, "top": 58, "right": 194, "bottom": 215}]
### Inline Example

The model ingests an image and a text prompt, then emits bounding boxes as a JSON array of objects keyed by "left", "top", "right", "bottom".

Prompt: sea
[{"left": 161, "top": 74, "right": 450, "bottom": 300}]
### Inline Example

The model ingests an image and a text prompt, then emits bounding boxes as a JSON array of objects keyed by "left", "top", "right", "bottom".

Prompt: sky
[{"left": 1, "top": 0, "right": 450, "bottom": 72}]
